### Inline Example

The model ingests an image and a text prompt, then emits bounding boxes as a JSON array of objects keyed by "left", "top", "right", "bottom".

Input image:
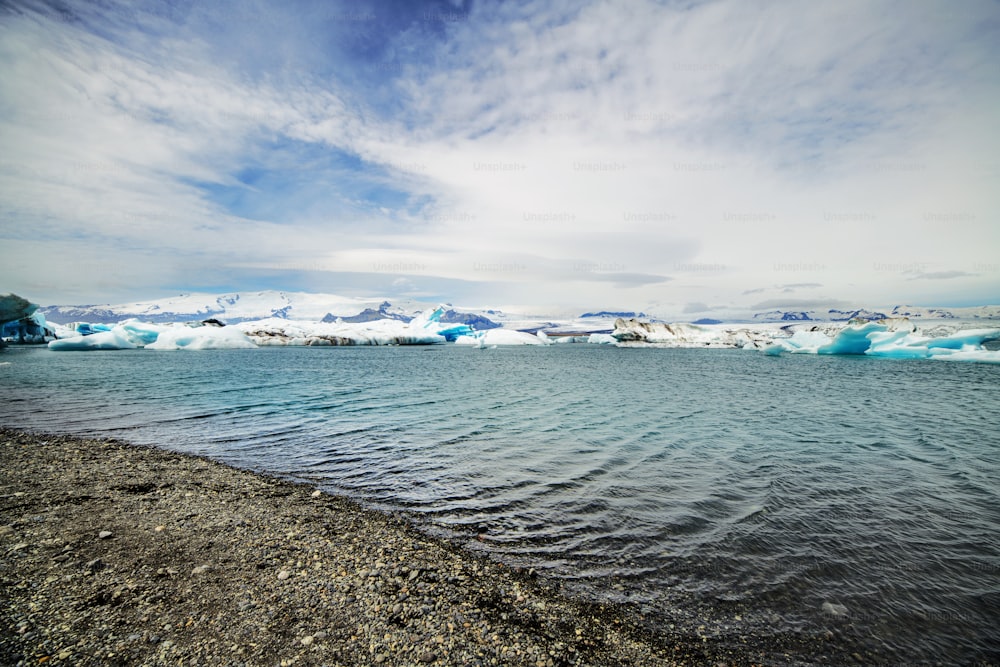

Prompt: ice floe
[
  {"left": 49, "top": 321, "right": 252, "bottom": 351},
  {"left": 146, "top": 325, "right": 256, "bottom": 350},
  {"left": 454, "top": 329, "right": 548, "bottom": 346},
  {"left": 48, "top": 327, "right": 139, "bottom": 351},
  {"left": 763, "top": 321, "right": 1000, "bottom": 362}
]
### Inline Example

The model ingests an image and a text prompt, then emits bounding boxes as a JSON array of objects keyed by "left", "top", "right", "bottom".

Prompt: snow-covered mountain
[
  {"left": 752, "top": 305, "right": 1000, "bottom": 322},
  {"left": 887, "top": 304, "right": 1000, "bottom": 320},
  {"left": 38, "top": 291, "right": 507, "bottom": 327},
  {"left": 35, "top": 291, "right": 1000, "bottom": 329},
  {"left": 39, "top": 291, "right": 405, "bottom": 323}
]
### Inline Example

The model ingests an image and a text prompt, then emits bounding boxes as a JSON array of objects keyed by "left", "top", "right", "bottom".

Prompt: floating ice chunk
[
  {"left": 49, "top": 328, "right": 137, "bottom": 351},
  {"left": 816, "top": 322, "right": 886, "bottom": 355},
  {"left": 146, "top": 325, "right": 256, "bottom": 350},
  {"left": 454, "top": 329, "right": 546, "bottom": 346},
  {"left": 435, "top": 323, "right": 475, "bottom": 342},
  {"left": 118, "top": 319, "right": 168, "bottom": 346},
  {"left": 73, "top": 322, "right": 113, "bottom": 336},
  {"left": 408, "top": 304, "right": 444, "bottom": 330},
  {"left": 0, "top": 293, "right": 37, "bottom": 325},
  {"left": 587, "top": 333, "right": 618, "bottom": 345},
  {"left": 764, "top": 320, "right": 1000, "bottom": 363},
  {"left": 923, "top": 328, "right": 1000, "bottom": 350},
  {"left": 929, "top": 348, "right": 1000, "bottom": 363},
  {"left": 550, "top": 335, "right": 591, "bottom": 343}
]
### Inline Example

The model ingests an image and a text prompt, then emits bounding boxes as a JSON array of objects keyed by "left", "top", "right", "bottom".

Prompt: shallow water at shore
[{"left": 2, "top": 344, "right": 999, "bottom": 663}]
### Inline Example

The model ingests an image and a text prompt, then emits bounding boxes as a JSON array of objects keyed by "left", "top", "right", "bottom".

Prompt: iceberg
[
  {"left": 49, "top": 320, "right": 253, "bottom": 351},
  {"left": 49, "top": 328, "right": 138, "bottom": 351},
  {"left": 0, "top": 293, "right": 56, "bottom": 344},
  {"left": 612, "top": 316, "right": 1000, "bottom": 364},
  {"left": 765, "top": 320, "right": 1000, "bottom": 363},
  {"left": 612, "top": 318, "right": 775, "bottom": 348},
  {"left": 454, "top": 329, "right": 547, "bottom": 346},
  {"left": 587, "top": 333, "right": 618, "bottom": 345},
  {"left": 407, "top": 305, "right": 475, "bottom": 341},
  {"left": 146, "top": 325, "right": 257, "bottom": 350},
  {"left": 0, "top": 293, "right": 36, "bottom": 325},
  {"left": 236, "top": 317, "right": 445, "bottom": 346}
]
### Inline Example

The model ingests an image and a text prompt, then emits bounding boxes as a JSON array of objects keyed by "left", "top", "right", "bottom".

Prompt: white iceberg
[
  {"left": 454, "top": 329, "right": 547, "bottom": 346},
  {"left": 49, "top": 320, "right": 254, "bottom": 351},
  {"left": 49, "top": 328, "right": 138, "bottom": 351},
  {"left": 146, "top": 325, "right": 257, "bottom": 350},
  {"left": 587, "top": 333, "right": 618, "bottom": 345}
]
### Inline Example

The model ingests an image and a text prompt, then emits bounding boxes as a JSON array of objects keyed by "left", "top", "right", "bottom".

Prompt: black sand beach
[{"left": 0, "top": 428, "right": 832, "bottom": 666}]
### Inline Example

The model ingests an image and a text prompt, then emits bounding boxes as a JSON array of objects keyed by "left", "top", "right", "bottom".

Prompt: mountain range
[{"left": 34, "top": 291, "right": 1000, "bottom": 327}]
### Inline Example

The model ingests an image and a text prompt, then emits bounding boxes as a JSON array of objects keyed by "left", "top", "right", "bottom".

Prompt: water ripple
[{"left": 2, "top": 345, "right": 998, "bottom": 663}]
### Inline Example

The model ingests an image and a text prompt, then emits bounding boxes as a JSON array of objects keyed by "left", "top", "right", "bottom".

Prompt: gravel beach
[{"left": 0, "top": 428, "right": 781, "bottom": 666}]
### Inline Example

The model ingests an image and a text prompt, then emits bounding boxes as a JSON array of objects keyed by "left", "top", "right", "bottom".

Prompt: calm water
[{"left": 2, "top": 344, "right": 998, "bottom": 664}]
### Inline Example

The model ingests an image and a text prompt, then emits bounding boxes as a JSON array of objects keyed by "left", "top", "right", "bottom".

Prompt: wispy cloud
[{"left": 1, "top": 0, "right": 998, "bottom": 315}]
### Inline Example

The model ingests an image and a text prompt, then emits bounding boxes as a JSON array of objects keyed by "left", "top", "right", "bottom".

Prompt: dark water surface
[{"left": 2, "top": 345, "right": 998, "bottom": 664}]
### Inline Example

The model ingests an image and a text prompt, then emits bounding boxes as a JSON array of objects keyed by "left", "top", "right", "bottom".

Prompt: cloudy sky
[{"left": 1, "top": 0, "right": 997, "bottom": 317}]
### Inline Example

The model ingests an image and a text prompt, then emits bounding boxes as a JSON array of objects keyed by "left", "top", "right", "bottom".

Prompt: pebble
[{"left": 1, "top": 429, "right": 835, "bottom": 667}]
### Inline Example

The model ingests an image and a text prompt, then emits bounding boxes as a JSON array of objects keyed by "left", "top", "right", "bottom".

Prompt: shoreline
[{"left": 0, "top": 428, "right": 757, "bottom": 666}]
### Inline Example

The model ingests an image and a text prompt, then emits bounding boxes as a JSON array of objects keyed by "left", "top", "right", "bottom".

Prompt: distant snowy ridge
[
  {"left": 38, "top": 290, "right": 504, "bottom": 328},
  {"left": 752, "top": 305, "right": 1000, "bottom": 322}
]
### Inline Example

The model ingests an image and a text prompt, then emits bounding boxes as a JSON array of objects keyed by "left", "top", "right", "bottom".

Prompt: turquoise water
[{"left": 2, "top": 345, "right": 999, "bottom": 664}]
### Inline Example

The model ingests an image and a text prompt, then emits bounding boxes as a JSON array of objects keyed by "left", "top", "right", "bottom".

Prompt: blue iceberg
[{"left": 766, "top": 320, "right": 1000, "bottom": 363}]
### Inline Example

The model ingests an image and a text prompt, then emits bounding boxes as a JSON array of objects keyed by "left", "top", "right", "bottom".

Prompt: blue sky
[{"left": 1, "top": 0, "right": 998, "bottom": 317}]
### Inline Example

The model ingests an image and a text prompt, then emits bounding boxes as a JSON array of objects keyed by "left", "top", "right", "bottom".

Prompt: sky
[{"left": 1, "top": 0, "right": 998, "bottom": 318}]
